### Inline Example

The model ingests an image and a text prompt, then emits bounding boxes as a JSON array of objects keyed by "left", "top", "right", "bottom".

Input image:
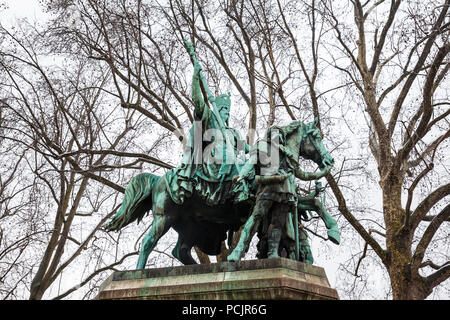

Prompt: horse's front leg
[
  {"left": 227, "top": 214, "right": 259, "bottom": 262},
  {"left": 297, "top": 201, "right": 340, "bottom": 245},
  {"left": 313, "top": 199, "right": 340, "bottom": 245}
]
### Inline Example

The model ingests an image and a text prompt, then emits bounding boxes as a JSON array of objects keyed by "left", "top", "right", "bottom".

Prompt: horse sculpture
[
  {"left": 227, "top": 119, "right": 336, "bottom": 262},
  {"left": 104, "top": 119, "right": 336, "bottom": 269}
]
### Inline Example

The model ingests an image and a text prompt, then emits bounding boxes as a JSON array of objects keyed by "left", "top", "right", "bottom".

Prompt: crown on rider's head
[{"left": 216, "top": 93, "right": 231, "bottom": 111}]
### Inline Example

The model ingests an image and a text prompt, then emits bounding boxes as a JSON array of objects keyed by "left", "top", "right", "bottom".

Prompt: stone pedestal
[{"left": 96, "top": 258, "right": 339, "bottom": 300}]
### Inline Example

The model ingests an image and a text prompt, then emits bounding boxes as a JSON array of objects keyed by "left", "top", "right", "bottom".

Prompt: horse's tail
[{"left": 104, "top": 173, "right": 161, "bottom": 232}]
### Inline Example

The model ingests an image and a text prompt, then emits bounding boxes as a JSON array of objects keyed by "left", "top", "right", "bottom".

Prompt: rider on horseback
[
  {"left": 165, "top": 40, "right": 249, "bottom": 207},
  {"left": 104, "top": 41, "right": 339, "bottom": 269}
]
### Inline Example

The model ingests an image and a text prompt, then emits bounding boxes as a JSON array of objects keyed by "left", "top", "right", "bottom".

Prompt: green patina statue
[
  {"left": 255, "top": 179, "right": 340, "bottom": 264},
  {"left": 227, "top": 120, "right": 338, "bottom": 262},
  {"left": 104, "top": 41, "right": 339, "bottom": 269},
  {"left": 165, "top": 40, "right": 250, "bottom": 207}
]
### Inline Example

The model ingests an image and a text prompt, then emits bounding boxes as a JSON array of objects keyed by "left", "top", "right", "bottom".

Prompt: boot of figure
[{"left": 267, "top": 228, "right": 281, "bottom": 258}]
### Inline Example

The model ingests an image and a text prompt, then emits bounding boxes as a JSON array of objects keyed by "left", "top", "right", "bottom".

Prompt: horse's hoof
[
  {"left": 327, "top": 228, "right": 340, "bottom": 245},
  {"left": 227, "top": 252, "right": 240, "bottom": 262}
]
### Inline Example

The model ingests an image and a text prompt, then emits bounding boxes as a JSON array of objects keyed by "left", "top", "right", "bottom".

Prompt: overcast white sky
[{"left": 1, "top": 0, "right": 45, "bottom": 24}]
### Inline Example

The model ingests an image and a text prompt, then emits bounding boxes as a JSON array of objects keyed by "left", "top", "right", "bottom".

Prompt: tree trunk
[
  {"left": 382, "top": 179, "right": 431, "bottom": 300},
  {"left": 383, "top": 178, "right": 409, "bottom": 299},
  {"left": 387, "top": 238, "right": 412, "bottom": 300},
  {"left": 389, "top": 261, "right": 431, "bottom": 300}
]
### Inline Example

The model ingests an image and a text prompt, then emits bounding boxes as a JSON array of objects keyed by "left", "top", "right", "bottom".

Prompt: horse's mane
[{"left": 266, "top": 121, "right": 304, "bottom": 145}]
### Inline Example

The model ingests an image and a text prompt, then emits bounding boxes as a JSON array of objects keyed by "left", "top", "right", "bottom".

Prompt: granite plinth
[{"left": 96, "top": 258, "right": 339, "bottom": 300}]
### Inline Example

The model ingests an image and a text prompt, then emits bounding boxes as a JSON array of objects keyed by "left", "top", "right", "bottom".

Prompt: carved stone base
[{"left": 96, "top": 258, "right": 339, "bottom": 300}]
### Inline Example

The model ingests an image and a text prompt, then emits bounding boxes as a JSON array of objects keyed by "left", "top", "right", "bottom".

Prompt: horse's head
[{"left": 300, "top": 118, "right": 334, "bottom": 169}]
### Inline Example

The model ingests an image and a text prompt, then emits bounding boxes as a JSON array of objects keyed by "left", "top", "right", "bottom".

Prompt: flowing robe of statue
[{"left": 165, "top": 57, "right": 248, "bottom": 206}]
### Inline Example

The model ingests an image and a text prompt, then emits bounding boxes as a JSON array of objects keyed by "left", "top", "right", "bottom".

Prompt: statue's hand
[
  {"left": 314, "top": 180, "right": 324, "bottom": 194},
  {"left": 183, "top": 39, "right": 199, "bottom": 69},
  {"left": 183, "top": 39, "right": 195, "bottom": 55},
  {"left": 319, "top": 165, "right": 332, "bottom": 176},
  {"left": 321, "top": 153, "right": 334, "bottom": 168}
]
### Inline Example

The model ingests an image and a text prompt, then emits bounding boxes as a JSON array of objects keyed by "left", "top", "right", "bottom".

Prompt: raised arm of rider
[{"left": 192, "top": 62, "right": 206, "bottom": 119}]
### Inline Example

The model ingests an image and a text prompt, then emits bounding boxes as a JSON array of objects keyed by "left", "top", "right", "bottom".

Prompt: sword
[{"left": 294, "top": 206, "right": 299, "bottom": 261}]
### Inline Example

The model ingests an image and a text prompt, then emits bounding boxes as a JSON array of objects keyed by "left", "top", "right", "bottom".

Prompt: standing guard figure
[{"left": 228, "top": 120, "right": 335, "bottom": 262}]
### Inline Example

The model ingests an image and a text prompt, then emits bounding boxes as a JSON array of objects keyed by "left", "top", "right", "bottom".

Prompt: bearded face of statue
[
  {"left": 216, "top": 93, "right": 231, "bottom": 124},
  {"left": 218, "top": 105, "right": 230, "bottom": 123}
]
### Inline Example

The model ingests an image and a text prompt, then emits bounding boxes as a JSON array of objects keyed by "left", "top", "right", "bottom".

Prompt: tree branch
[
  {"left": 412, "top": 204, "right": 450, "bottom": 271},
  {"left": 426, "top": 263, "right": 450, "bottom": 290},
  {"left": 411, "top": 183, "right": 450, "bottom": 230},
  {"left": 326, "top": 174, "right": 388, "bottom": 265}
]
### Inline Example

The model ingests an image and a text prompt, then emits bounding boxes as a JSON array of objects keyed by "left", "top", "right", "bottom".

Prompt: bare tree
[
  {"left": 1, "top": 0, "right": 448, "bottom": 300},
  {"left": 318, "top": 0, "right": 450, "bottom": 299},
  {"left": 0, "top": 19, "right": 172, "bottom": 299}
]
